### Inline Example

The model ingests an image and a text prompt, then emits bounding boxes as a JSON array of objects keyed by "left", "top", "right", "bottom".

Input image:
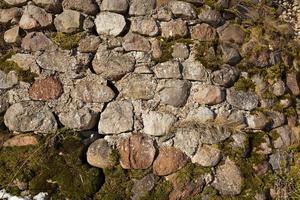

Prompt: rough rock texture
[
  {"left": 192, "top": 84, "right": 225, "bottom": 105},
  {"left": 87, "top": 139, "right": 116, "bottom": 168},
  {"left": 99, "top": 101, "right": 134, "bottom": 134},
  {"left": 100, "top": 0, "right": 128, "bottom": 14},
  {"left": 212, "top": 158, "right": 243, "bottom": 195},
  {"left": 192, "top": 144, "right": 221, "bottom": 167},
  {"left": 143, "top": 111, "right": 176, "bottom": 136},
  {"left": 95, "top": 12, "right": 126, "bottom": 36},
  {"left": 63, "top": 0, "right": 99, "bottom": 15},
  {"left": 227, "top": 89, "right": 259, "bottom": 110},
  {"left": 153, "top": 147, "right": 188, "bottom": 176},
  {"left": 54, "top": 10, "right": 83, "bottom": 33},
  {"left": 129, "top": 0, "right": 156, "bottom": 16},
  {"left": 29, "top": 76, "right": 63, "bottom": 100},
  {"left": 118, "top": 134, "right": 156, "bottom": 169},
  {"left": 4, "top": 101, "right": 57, "bottom": 133}
]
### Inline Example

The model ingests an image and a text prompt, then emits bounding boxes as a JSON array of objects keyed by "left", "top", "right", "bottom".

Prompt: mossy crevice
[{"left": 51, "top": 32, "right": 82, "bottom": 50}]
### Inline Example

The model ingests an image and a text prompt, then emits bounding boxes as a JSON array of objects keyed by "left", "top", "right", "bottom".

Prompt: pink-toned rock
[
  {"left": 191, "top": 23, "right": 217, "bottom": 41},
  {"left": 21, "top": 32, "right": 57, "bottom": 52},
  {"left": 153, "top": 147, "right": 188, "bottom": 176},
  {"left": 286, "top": 73, "right": 300, "bottom": 96},
  {"left": 118, "top": 134, "right": 156, "bottom": 169},
  {"left": 3, "top": 135, "right": 38, "bottom": 147},
  {"left": 192, "top": 84, "right": 225, "bottom": 105},
  {"left": 29, "top": 76, "right": 63, "bottom": 100}
]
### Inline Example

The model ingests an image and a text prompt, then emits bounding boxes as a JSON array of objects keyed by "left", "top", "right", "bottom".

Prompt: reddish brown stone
[
  {"left": 153, "top": 147, "right": 188, "bottom": 176},
  {"left": 286, "top": 73, "right": 300, "bottom": 96},
  {"left": 118, "top": 134, "right": 156, "bottom": 169},
  {"left": 29, "top": 76, "right": 63, "bottom": 100}
]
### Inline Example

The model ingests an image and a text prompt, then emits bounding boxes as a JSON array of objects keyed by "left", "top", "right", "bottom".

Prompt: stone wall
[{"left": 0, "top": 0, "right": 300, "bottom": 199}]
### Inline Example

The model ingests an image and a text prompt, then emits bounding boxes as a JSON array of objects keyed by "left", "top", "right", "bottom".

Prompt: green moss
[
  {"left": 108, "top": 148, "right": 120, "bottom": 166},
  {"left": 0, "top": 135, "right": 102, "bottom": 199},
  {"left": 265, "top": 64, "right": 285, "bottom": 82},
  {"left": 261, "top": 90, "right": 277, "bottom": 100},
  {"left": 194, "top": 41, "right": 222, "bottom": 71},
  {"left": 52, "top": 32, "right": 81, "bottom": 50},
  {"left": 140, "top": 178, "right": 173, "bottom": 200},
  {"left": 285, "top": 107, "right": 297, "bottom": 117},
  {"left": 0, "top": 52, "right": 37, "bottom": 83},
  {"left": 234, "top": 77, "right": 256, "bottom": 92},
  {"left": 175, "top": 162, "right": 210, "bottom": 187},
  {"left": 94, "top": 165, "right": 133, "bottom": 200},
  {"left": 128, "top": 168, "right": 152, "bottom": 180}
]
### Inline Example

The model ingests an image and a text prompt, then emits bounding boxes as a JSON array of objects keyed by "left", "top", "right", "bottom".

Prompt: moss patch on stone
[
  {"left": 140, "top": 178, "right": 173, "bottom": 200},
  {"left": 0, "top": 52, "right": 37, "bottom": 83},
  {"left": 194, "top": 41, "right": 222, "bottom": 71},
  {"left": 52, "top": 32, "right": 81, "bottom": 50},
  {"left": 234, "top": 77, "right": 255, "bottom": 92}
]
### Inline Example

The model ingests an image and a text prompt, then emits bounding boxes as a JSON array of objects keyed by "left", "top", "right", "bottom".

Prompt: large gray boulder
[
  {"left": 129, "top": 0, "right": 156, "bottom": 16},
  {"left": 142, "top": 111, "right": 177, "bottom": 136},
  {"left": 4, "top": 101, "right": 57, "bottom": 133},
  {"left": 100, "top": 0, "right": 128, "bottom": 14},
  {"left": 168, "top": 0, "right": 197, "bottom": 19},
  {"left": 95, "top": 12, "right": 126, "bottom": 36},
  {"left": 99, "top": 101, "right": 134, "bottom": 134},
  {"left": 92, "top": 44, "right": 135, "bottom": 80},
  {"left": 226, "top": 88, "right": 259, "bottom": 111}
]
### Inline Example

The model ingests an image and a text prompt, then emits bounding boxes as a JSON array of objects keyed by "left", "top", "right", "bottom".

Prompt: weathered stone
[
  {"left": 192, "top": 84, "right": 225, "bottom": 105},
  {"left": 117, "top": 74, "right": 157, "bottom": 100},
  {"left": 168, "top": 0, "right": 197, "bottom": 19},
  {"left": 54, "top": 10, "right": 83, "bottom": 33},
  {"left": 221, "top": 43, "right": 241, "bottom": 65},
  {"left": 4, "top": 26, "right": 20, "bottom": 44},
  {"left": 143, "top": 111, "right": 176, "bottom": 136},
  {"left": 0, "top": 71, "right": 18, "bottom": 89},
  {"left": 100, "top": 0, "right": 128, "bottom": 14},
  {"left": 0, "top": 96, "right": 9, "bottom": 114},
  {"left": 154, "top": 7, "right": 173, "bottom": 21},
  {"left": 198, "top": 9, "right": 223, "bottom": 27},
  {"left": 118, "top": 134, "right": 156, "bottom": 169},
  {"left": 248, "top": 48, "right": 271, "bottom": 68},
  {"left": 92, "top": 45, "right": 135, "bottom": 80},
  {"left": 212, "top": 65, "right": 239, "bottom": 87},
  {"left": 87, "top": 139, "right": 116, "bottom": 168},
  {"left": 153, "top": 147, "right": 188, "bottom": 176},
  {"left": 192, "top": 144, "right": 221, "bottom": 167},
  {"left": 158, "top": 79, "right": 191, "bottom": 107},
  {"left": 29, "top": 76, "right": 63, "bottom": 101},
  {"left": 21, "top": 32, "right": 57, "bottom": 52},
  {"left": 36, "top": 50, "right": 77, "bottom": 72},
  {"left": 267, "top": 111, "right": 286, "bottom": 129},
  {"left": 173, "top": 127, "right": 200, "bottom": 157},
  {"left": 129, "top": 0, "right": 156, "bottom": 16},
  {"left": 4, "top": 101, "right": 57, "bottom": 133},
  {"left": 226, "top": 88, "right": 258, "bottom": 110},
  {"left": 246, "top": 112, "right": 270, "bottom": 130},
  {"left": 131, "top": 17, "right": 159, "bottom": 37},
  {"left": 182, "top": 58, "right": 208, "bottom": 81},
  {"left": 123, "top": 33, "right": 151, "bottom": 52},
  {"left": 99, "top": 101, "right": 134, "bottom": 134},
  {"left": 95, "top": 12, "right": 126, "bottom": 36},
  {"left": 272, "top": 126, "right": 293, "bottom": 149},
  {"left": 132, "top": 174, "right": 156, "bottom": 200},
  {"left": 154, "top": 60, "right": 182, "bottom": 79},
  {"left": 187, "top": 107, "right": 215, "bottom": 123},
  {"left": 63, "top": 0, "right": 99, "bottom": 15},
  {"left": 19, "top": 5, "right": 53, "bottom": 30},
  {"left": 219, "top": 24, "right": 245, "bottom": 45},
  {"left": 191, "top": 23, "right": 217, "bottom": 41},
  {"left": 286, "top": 73, "right": 300, "bottom": 96},
  {"left": 78, "top": 35, "right": 101, "bottom": 53},
  {"left": 3, "top": 135, "right": 38, "bottom": 147},
  {"left": 58, "top": 106, "right": 98, "bottom": 130},
  {"left": 172, "top": 43, "right": 189, "bottom": 60},
  {"left": 72, "top": 75, "right": 114, "bottom": 103},
  {"left": 212, "top": 158, "right": 243, "bottom": 195},
  {"left": 3, "top": 0, "right": 27, "bottom": 6},
  {"left": 9, "top": 53, "right": 39, "bottom": 73},
  {"left": 32, "top": 0, "right": 62, "bottom": 13},
  {"left": 272, "top": 79, "right": 286, "bottom": 96},
  {"left": 0, "top": 8, "right": 22, "bottom": 24},
  {"left": 161, "top": 19, "right": 188, "bottom": 39}
]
